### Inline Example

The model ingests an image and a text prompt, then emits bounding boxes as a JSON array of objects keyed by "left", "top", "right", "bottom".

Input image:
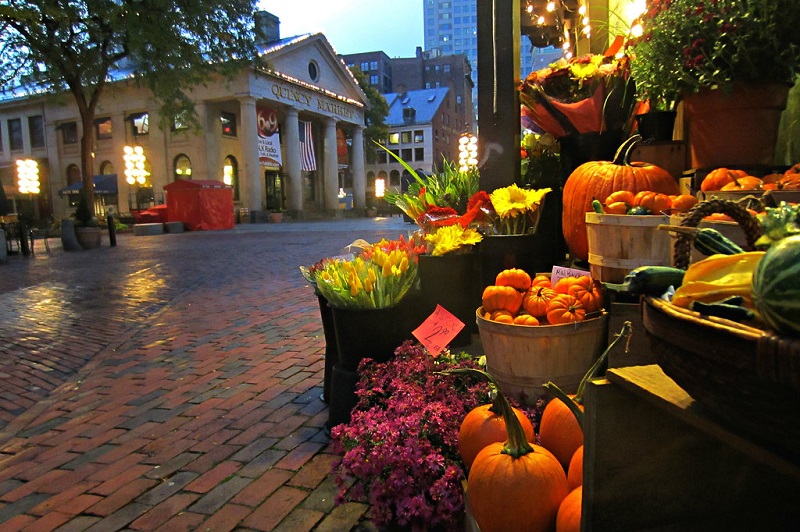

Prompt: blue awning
[{"left": 59, "top": 174, "right": 119, "bottom": 196}]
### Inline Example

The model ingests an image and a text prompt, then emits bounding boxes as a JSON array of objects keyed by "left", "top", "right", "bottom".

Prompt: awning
[{"left": 58, "top": 174, "right": 119, "bottom": 196}]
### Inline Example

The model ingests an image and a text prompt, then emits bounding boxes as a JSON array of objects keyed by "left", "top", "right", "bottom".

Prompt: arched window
[
  {"left": 99, "top": 160, "right": 115, "bottom": 175},
  {"left": 390, "top": 169, "right": 401, "bottom": 188},
  {"left": 223, "top": 155, "right": 240, "bottom": 201},
  {"left": 174, "top": 154, "right": 192, "bottom": 180},
  {"left": 66, "top": 164, "right": 81, "bottom": 185}
]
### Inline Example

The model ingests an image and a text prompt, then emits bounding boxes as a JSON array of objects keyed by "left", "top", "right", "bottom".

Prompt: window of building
[
  {"left": 370, "top": 61, "right": 378, "bottom": 70},
  {"left": 370, "top": 74, "right": 379, "bottom": 85},
  {"left": 95, "top": 117, "right": 112, "bottom": 140},
  {"left": 8, "top": 118, "right": 23, "bottom": 151},
  {"left": 172, "top": 111, "right": 190, "bottom": 131},
  {"left": 440, "top": 12, "right": 451, "bottom": 19},
  {"left": 401, "top": 131, "right": 412, "bottom": 144},
  {"left": 130, "top": 112, "right": 149, "bottom": 136},
  {"left": 415, "top": 147, "right": 425, "bottom": 161},
  {"left": 61, "top": 122, "right": 78, "bottom": 145},
  {"left": 99, "top": 161, "right": 115, "bottom": 175},
  {"left": 360, "top": 61, "right": 370, "bottom": 72},
  {"left": 388, "top": 132, "right": 400, "bottom": 145},
  {"left": 66, "top": 164, "right": 81, "bottom": 185},
  {"left": 401, "top": 148, "right": 412, "bottom": 161},
  {"left": 174, "top": 154, "right": 192, "bottom": 180},
  {"left": 308, "top": 60, "right": 320, "bottom": 81},
  {"left": 444, "top": 64, "right": 451, "bottom": 73},
  {"left": 414, "top": 130, "right": 424, "bottom": 143},
  {"left": 224, "top": 155, "right": 240, "bottom": 201},
  {"left": 376, "top": 150, "right": 388, "bottom": 164},
  {"left": 221, "top": 112, "right": 237, "bottom": 137},
  {"left": 390, "top": 149, "right": 400, "bottom": 161},
  {"left": 28, "top": 115, "right": 45, "bottom": 148}
]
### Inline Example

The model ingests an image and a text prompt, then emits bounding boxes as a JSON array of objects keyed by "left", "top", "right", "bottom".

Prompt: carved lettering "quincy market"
[
  {"left": 317, "top": 100, "right": 354, "bottom": 119},
  {"left": 271, "top": 84, "right": 311, "bottom": 106}
]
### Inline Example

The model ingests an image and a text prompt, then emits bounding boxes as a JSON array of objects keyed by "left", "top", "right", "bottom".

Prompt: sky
[{"left": 258, "top": 1, "right": 424, "bottom": 58}]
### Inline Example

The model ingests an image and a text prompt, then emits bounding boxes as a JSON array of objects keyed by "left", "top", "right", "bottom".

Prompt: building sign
[
  {"left": 270, "top": 83, "right": 355, "bottom": 120},
  {"left": 257, "top": 106, "right": 282, "bottom": 168}
]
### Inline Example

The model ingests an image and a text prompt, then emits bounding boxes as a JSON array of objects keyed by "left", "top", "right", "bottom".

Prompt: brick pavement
[{"left": 0, "top": 216, "right": 417, "bottom": 531}]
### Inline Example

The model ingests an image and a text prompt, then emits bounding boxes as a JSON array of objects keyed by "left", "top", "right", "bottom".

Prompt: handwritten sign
[
  {"left": 551, "top": 265, "right": 591, "bottom": 286},
  {"left": 413, "top": 305, "right": 465, "bottom": 356}
]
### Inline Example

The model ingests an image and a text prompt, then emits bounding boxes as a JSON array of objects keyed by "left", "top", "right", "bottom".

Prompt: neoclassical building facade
[{"left": 0, "top": 13, "right": 370, "bottom": 222}]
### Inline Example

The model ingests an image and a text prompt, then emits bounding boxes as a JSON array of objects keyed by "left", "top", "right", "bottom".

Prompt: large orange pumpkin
[
  {"left": 562, "top": 135, "right": 679, "bottom": 261},
  {"left": 458, "top": 402, "right": 535, "bottom": 469},
  {"left": 539, "top": 394, "right": 584, "bottom": 470},
  {"left": 555, "top": 486, "right": 582, "bottom": 532}
]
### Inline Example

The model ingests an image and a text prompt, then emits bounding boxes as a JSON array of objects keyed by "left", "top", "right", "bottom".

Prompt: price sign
[
  {"left": 412, "top": 305, "right": 465, "bottom": 356},
  {"left": 551, "top": 265, "right": 591, "bottom": 285}
]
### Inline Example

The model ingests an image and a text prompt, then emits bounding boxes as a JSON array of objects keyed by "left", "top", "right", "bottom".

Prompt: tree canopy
[
  {"left": 1, "top": 0, "right": 258, "bottom": 213},
  {"left": 349, "top": 66, "right": 389, "bottom": 164}
]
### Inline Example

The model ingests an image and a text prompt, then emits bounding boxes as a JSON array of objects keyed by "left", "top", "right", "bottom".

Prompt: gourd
[
  {"left": 495, "top": 268, "right": 532, "bottom": 291},
  {"left": 562, "top": 135, "right": 679, "bottom": 261},
  {"left": 457, "top": 398, "right": 536, "bottom": 469},
  {"left": 660, "top": 225, "right": 745, "bottom": 256},
  {"left": 522, "top": 285, "right": 558, "bottom": 317},
  {"left": 513, "top": 313, "right": 540, "bottom": 326},
  {"left": 482, "top": 285, "right": 524, "bottom": 314},
  {"left": 546, "top": 294, "right": 586, "bottom": 325},
  {"left": 752, "top": 235, "right": 800, "bottom": 336},
  {"left": 564, "top": 276, "right": 603, "bottom": 313}
]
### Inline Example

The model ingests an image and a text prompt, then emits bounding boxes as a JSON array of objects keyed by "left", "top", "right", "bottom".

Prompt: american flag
[{"left": 299, "top": 120, "right": 316, "bottom": 172}]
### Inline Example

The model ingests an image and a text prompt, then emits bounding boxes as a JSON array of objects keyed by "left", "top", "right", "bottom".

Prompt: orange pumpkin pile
[
  {"left": 598, "top": 189, "right": 697, "bottom": 214},
  {"left": 701, "top": 166, "right": 800, "bottom": 192},
  {"left": 481, "top": 269, "right": 604, "bottom": 326}
]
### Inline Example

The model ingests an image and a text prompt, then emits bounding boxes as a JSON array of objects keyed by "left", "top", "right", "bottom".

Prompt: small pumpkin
[
  {"left": 562, "top": 135, "right": 679, "bottom": 261},
  {"left": 489, "top": 309, "right": 514, "bottom": 323},
  {"left": 531, "top": 274, "right": 552, "bottom": 288},
  {"left": 495, "top": 268, "right": 532, "bottom": 291},
  {"left": 669, "top": 193, "right": 698, "bottom": 211},
  {"left": 700, "top": 168, "right": 748, "bottom": 192},
  {"left": 604, "top": 189, "right": 635, "bottom": 208},
  {"left": 603, "top": 201, "right": 628, "bottom": 215},
  {"left": 566, "top": 276, "right": 603, "bottom": 313},
  {"left": 720, "top": 175, "right": 763, "bottom": 191},
  {"left": 482, "top": 285, "right": 524, "bottom": 314},
  {"left": 555, "top": 486, "right": 582, "bottom": 532},
  {"left": 546, "top": 294, "right": 585, "bottom": 325},
  {"left": 522, "top": 285, "right": 558, "bottom": 317},
  {"left": 514, "top": 313, "right": 540, "bottom": 326},
  {"left": 633, "top": 190, "right": 672, "bottom": 213}
]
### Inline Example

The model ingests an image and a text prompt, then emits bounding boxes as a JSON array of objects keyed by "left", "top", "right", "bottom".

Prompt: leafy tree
[
  {"left": 349, "top": 66, "right": 388, "bottom": 164},
  {"left": 0, "top": 0, "right": 257, "bottom": 214}
]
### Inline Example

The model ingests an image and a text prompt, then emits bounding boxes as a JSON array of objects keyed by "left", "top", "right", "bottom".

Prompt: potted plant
[
  {"left": 72, "top": 192, "right": 102, "bottom": 249},
  {"left": 267, "top": 209, "right": 283, "bottom": 223},
  {"left": 626, "top": 0, "right": 800, "bottom": 167}
]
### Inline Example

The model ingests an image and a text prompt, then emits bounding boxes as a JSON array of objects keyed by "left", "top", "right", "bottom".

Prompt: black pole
[
  {"left": 19, "top": 221, "right": 31, "bottom": 256},
  {"left": 107, "top": 215, "right": 117, "bottom": 247}
]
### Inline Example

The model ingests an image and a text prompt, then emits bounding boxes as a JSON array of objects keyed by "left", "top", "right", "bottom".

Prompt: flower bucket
[
  {"left": 585, "top": 212, "right": 671, "bottom": 283},
  {"left": 683, "top": 83, "right": 790, "bottom": 168},
  {"left": 418, "top": 253, "right": 481, "bottom": 344},
  {"left": 476, "top": 308, "right": 608, "bottom": 404}
]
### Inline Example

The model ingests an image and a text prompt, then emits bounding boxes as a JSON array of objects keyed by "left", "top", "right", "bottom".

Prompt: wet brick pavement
[{"left": 0, "top": 216, "right": 418, "bottom": 531}]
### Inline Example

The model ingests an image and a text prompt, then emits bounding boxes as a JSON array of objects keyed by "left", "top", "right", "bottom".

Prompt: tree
[
  {"left": 0, "top": 0, "right": 257, "bottom": 214},
  {"left": 349, "top": 66, "right": 389, "bottom": 164}
]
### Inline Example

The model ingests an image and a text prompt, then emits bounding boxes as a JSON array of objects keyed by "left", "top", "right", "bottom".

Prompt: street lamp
[
  {"left": 124, "top": 145, "right": 148, "bottom": 211},
  {"left": 15, "top": 159, "right": 39, "bottom": 256},
  {"left": 458, "top": 133, "right": 479, "bottom": 172}
]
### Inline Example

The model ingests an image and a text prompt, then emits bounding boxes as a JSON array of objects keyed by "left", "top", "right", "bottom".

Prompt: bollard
[
  {"left": 107, "top": 215, "right": 117, "bottom": 247},
  {"left": 19, "top": 221, "right": 31, "bottom": 256}
]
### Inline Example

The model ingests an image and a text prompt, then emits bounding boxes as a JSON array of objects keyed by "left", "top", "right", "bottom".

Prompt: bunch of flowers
[
  {"left": 628, "top": 0, "right": 800, "bottom": 102},
  {"left": 519, "top": 131, "right": 561, "bottom": 189},
  {"left": 469, "top": 185, "right": 551, "bottom": 236},
  {"left": 519, "top": 50, "right": 636, "bottom": 138},
  {"left": 310, "top": 236, "right": 423, "bottom": 309},
  {"left": 423, "top": 224, "right": 483, "bottom": 256},
  {"left": 330, "top": 341, "right": 491, "bottom": 529}
]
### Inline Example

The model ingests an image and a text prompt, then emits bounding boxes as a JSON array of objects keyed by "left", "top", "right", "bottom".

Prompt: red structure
[{"left": 164, "top": 180, "right": 234, "bottom": 231}]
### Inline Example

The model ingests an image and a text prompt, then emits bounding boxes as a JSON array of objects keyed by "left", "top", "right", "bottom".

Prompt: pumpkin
[
  {"left": 669, "top": 193, "right": 698, "bottom": 211},
  {"left": 604, "top": 189, "right": 635, "bottom": 207},
  {"left": 566, "top": 276, "right": 603, "bottom": 313},
  {"left": 562, "top": 135, "right": 679, "bottom": 260},
  {"left": 633, "top": 190, "right": 672, "bottom": 213},
  {"left": 489, "top": 309, "right": 515, "bottom": 323},
  {"left": 700, "top": 168, "right": 748, "bottom": 192},
  {"left": 495, "top": 268, "right": 532, "bottom": 291},
  {"left": 546, "top": 294, "right": 586, "bottom": 325},
  {"left": 531, "top": 274, "right": 552, "bottom": 288},
  {"left": 720, "top": 175, "right": 763, "bottom": 191},
  {"left": 567, "top": 445, "right": 583, "bottom": 490},
  {"left": 514, "top": 313, "right": 540, "bottom": 326},
  {"left": 555, "top": 486, "right": 582, "bottom": 532},
  {"left": 482, "top": 285, "right": 524, "bottom": 314},
  {"left": 522, "top": 285, "right": 558, "bottom": 317},
  {"left": 458, "top": 401, "right": 536, "bottom": 469},
  {"left": 603, "top": 201, "right": 628, "bottom": 215},
  {"left": 752, "top": 235, "right": 800, "bottom": 336},
  {"left": 465, "top": 371, "right": 569, "bottom": 532},
  {"left": 552, "top": 276, "right": 577, "bottom": 294}
]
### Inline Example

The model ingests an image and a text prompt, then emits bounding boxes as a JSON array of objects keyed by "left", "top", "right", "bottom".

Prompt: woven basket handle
[{"left": 673, "top": 199, "right": 763, "bottom": 270}]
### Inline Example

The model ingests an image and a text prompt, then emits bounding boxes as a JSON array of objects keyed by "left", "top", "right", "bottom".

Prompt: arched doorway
[
  {"left": 223, "top": 156, "right": 239, "bottom": 201},
  {"left": 174, "top": 154, "right": 192, "bottom": 180}
]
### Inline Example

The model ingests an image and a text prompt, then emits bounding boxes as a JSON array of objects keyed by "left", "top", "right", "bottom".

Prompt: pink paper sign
[{"left": 413, "top": 305, "right": 465, "bottom": 356}]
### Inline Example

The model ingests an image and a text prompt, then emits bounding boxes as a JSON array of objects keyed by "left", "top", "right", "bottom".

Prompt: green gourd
[{"left": 752, "top": 235, "right": 800, "bottom": 336}]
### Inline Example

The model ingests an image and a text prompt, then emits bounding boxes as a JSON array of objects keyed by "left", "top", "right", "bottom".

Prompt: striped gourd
[{"left": 752, "top": 235, "right": 800, "bottom": 336}]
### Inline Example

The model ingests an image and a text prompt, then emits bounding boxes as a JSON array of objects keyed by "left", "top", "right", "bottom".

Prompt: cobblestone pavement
[{"left": 0, "top": 216, "right": 415, "bottom": 531}]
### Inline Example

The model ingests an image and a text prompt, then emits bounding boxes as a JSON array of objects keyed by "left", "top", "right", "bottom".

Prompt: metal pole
[{"left": 107, "top": 215, "right": 117, "bottom": 247}]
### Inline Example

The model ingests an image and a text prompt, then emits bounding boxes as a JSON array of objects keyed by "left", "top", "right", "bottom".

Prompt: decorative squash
[
  {"left": 562, "top": 135, "right": 679, "bottom": 261},
  {"left": 464, "top": 370, "right": 569, "bottom": 532},
  {"left": 495, "top": 268, "right": 532, "bottom": 291},
  {"left": 603, "top": 201, "right": 629, "bottom": 215},
  {"left": 546, "top": 294, "right": 585, "bottom": 325},
  {"left": 669, "top": 194, "right": 698, "bottom": 211},
  {"left": 458, "top": 401, "right": 536, "bottom": 469},
  {"left": 489, "top": 309, "right": 515, "bottom": 323},
  {"left": 567, "top": 445, "right": 583, "bottom": 490},
  {"left": 633, "top": 190, "right": 672, "bottom": 213},
  {"left": 604, "top": 189, "right": 635, "bottom": 208},
  {"left": 522, "top": 285, "right": 558, "bottom": 317},
  {"left": 720, "top": 175, "right": 763, "bottom": 191},
  {"left": 555, "top": 486, "right": 582, "bottom": 532},
  {"left": 752, "top": 235, "right": 800, "bottom": 336},
  {"left": 514, "top": 313, "right": 540, "bottom": 326},
  {"left": 700, "top": 168, "right": 748, "bottom": 192},
  {"left": 482, "top": 285, "right": 524, "bottom": 314},
  {"left": 565, "top": 276, "right": 603, "bottom": 313}
]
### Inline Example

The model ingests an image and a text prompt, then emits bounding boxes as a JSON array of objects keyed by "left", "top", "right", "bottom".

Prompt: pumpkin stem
[
  {"left": 437, "top": 368, "right": 534, "bottom": 458},
  {"left": 612, "top": 134, "right": 642, "bottom": 166},
  {"left": 543, "top": 381, "right": 585, "bottom": 430},
  {"left": 575, "top": 320, "right": 633, "bottom": 401}
]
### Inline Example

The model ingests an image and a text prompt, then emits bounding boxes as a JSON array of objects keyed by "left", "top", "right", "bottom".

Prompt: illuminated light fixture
[
  {"left": 16, "top": 159, "right": 40, "bottom": 195},
  {"left": 123, "top": 145, "right": 148, "bottom": 185},
  {"left": 546, "top": 1, "right": 556, "bottom": 12},
  {"left": 458, "top": 133, "right": 479, "bottom": 172},
  {"left": 223, "top": 164, "right": 233, "bottom": 186},
  {"left": 374, "top": 178, "right": 385, "bottom": 198},
  {"left": 338, "top": 187, "right": 346, "bottom": 198}
]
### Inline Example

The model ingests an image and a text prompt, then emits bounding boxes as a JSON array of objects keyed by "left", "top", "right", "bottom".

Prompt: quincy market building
[{"left": 0, "top": 12, "right": 370, "bottom": 223}]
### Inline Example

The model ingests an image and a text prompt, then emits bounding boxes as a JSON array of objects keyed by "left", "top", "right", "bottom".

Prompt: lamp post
[
  {"left": 458, "top": 133, "right": 479, "bottom": 172},
  {"left": 123, "top": 145, "right": 147, "bottom": 211},
  {"left": 16, "top": 158, "right": 39, "bottom": 256}
]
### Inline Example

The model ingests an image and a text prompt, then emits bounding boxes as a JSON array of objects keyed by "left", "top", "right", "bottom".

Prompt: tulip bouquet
[{"left": 310, "top": 236, "right": 423, "bottom": 310}]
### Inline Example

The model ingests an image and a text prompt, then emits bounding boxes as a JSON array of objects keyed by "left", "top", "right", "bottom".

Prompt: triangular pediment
[{"left": 258, "top": 34, "right": 367, "bottom": 107}]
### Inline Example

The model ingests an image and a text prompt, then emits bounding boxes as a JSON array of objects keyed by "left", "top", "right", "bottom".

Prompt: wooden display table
[{"left": 583, "top": 365, "right": 800, "bottom": 531}]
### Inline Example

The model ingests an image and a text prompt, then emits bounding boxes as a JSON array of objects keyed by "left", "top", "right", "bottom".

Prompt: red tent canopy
[{"left": 164, "top": 180, "right": 234, "bottom": 231}]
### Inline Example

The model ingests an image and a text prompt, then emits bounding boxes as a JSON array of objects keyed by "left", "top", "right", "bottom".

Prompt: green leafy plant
[{"left": 72, "top": 193, "right": 98, "bottom": 228}]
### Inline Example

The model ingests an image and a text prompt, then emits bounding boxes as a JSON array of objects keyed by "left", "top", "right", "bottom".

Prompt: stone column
[
  {"left": 351, "top": 126, "right": 366, "bottom": 211},
  {"left": 283, "top": 108, "right": 302, "bottom": 215},
  {"left": 239, "top": 97, "right": 262, "bottom": 212},
  {"left": 323, "top": 118, "right": 339, "bottom": 214}
]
